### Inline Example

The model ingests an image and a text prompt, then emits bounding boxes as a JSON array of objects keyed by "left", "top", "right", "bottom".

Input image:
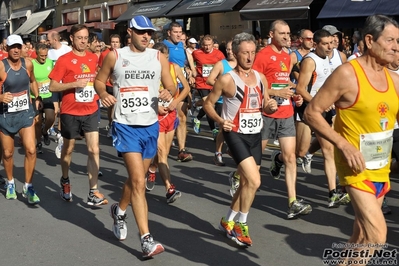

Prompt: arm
[
  {"left": 296, "top": 57, "right": 315, "bottom": 103},
  {"left": 167, "top": 64, "right": 190, "bottom": 111},
  {"left": 259, "top": 73, "right": 278, "bottom": 114},
  {"left": 186, "top": 51, "right": 197, "bottom": 78},
  {"left": 205, "top": 61, "right": 223, "bottom": 86},
  {"left": 304, "top": 64, "right": 365, "bottom": 173},
  {"left": 289, "top": 52, "right": 297, "bottom": 73},
  {"left": 159, "top": 53, "right": 176, "bottom": 102},
  {"left": 339, "top": 51, "right": 347, "bottom": 63},
  {"left": 0, "top": 62, "right": 12, "bottom": 103},
  {"left": 27, "top": 59, "right": 42, "bottom": 110},
  {"left": 94, "top": 50, "right": 117, "bottom": 107}
]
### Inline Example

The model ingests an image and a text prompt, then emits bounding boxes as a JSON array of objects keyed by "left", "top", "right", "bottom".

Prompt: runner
[
  {"left": 305, "top": 15, "right": 399, "bottom": 265},
  {"left": 49, "top": 24, "right": 108, "bottom": 206},
  {"left": 32, "top": 43, "right": 55, "bottom": 153},
  {"left": 94, "top": 15, "right": 176, "bottom": 258},
  {"left": 204, "top": 32, "right": 277, "bottom": 247},
  {"left": 0, "top": 34, "right": 42, "bottom": 204}
]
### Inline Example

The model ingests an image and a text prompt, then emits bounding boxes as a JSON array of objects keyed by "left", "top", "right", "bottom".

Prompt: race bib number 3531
[
  {"left": 120, "top": 86, "right": 150, "bottom": 114},
  {"left": 239, "top": 109, "right": 263, "bottom": 134}
]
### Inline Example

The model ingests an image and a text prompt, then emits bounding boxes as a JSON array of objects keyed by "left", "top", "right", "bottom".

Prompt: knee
[
  {"left": 25, "top": 146, "right": 36, "bottom": 158},
  {"left": 2, "top": 149, "right": 13, "bottom": 160},
  {"left": 282, "top": 152, "right": 296, "bottom": 165},
  {"left": 87, "top": 146, "right": 100, "bottom": 157}
]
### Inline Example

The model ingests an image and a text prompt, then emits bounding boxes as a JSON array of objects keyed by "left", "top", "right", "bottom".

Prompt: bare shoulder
[{"left": 388, "top": 70, "right": 399, "bottom": 90}]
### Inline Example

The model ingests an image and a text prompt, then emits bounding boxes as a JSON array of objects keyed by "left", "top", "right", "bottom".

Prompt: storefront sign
[
  {"left": 109, "top": 4, "right": 128, "bottom": 19},
  {"left": 188, "top": 0, "right": 226, "bottom": 9}
]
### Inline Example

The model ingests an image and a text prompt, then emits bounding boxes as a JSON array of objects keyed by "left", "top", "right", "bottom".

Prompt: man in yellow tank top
[{"left": 305, "top": 15, "right": 399, "bottom": 266}]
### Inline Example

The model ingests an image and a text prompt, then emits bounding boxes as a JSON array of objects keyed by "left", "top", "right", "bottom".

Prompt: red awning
[
  {"left": 84, "top": 22, "right": 95, "bottom": 28},
  {"left": 41, "top": 25, "right": 68, "bottom": 35},
  {"left": 94, "top": 21, "right": 116, "bottom": 30}
]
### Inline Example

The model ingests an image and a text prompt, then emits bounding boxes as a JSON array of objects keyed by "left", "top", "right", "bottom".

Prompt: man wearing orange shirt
[{"left": 49, "top": 24, "right": 108, "bottom": 206}]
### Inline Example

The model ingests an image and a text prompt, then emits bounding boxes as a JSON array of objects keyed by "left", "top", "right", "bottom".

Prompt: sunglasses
[
  {"left": 303, "top": 37, "right": 313, "bottom": 41},
  {"left": 132, "top": 28, "right": 154, "bottom": 36}
]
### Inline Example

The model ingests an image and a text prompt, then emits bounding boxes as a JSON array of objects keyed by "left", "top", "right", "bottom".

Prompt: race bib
[
  {"left": 271, "top": 83, "right": 290, "bottom": 106},
  {"left": 75, "top": 82, "right": 96, "bottom": 102},
  {"left": 8, "top": 90, "right": 29, "bottom": 112},
  {"left": 119, "top": 86, "right": 150, "bottom": 114},
  {"left": 39, "top": 81, "right": 50, "bottom": 95},
  {"left": 239, "top": 108, "right": 263, "bottom": 134},
  {"left": 202, "top": 64, "right": 214, "bottom": 78},
  {"left": 360, "top": 130, "right": 393, "bottom": 170}
]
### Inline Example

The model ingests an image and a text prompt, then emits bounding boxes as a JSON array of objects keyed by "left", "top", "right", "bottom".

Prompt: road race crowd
[{"left": 0, "top": 14, "right": 398, "bottom": 265}]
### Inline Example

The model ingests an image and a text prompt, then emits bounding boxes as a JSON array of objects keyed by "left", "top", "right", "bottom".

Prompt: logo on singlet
[
  {"left": 81, "top": 64, "right": 90, "bottom": 73},
  {"left": 122, "top": 59, "right": 130, "bottom": 67},
  {"left": 280, "top": 61, "right": 288, "bottom": 71},
  {"left": 124, "top": 70, "right": 156, "bottom": 80}
]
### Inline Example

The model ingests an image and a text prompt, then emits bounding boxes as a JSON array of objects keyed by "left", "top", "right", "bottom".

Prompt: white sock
[
  {"left": 226, "top": 208, "right": 238, "bottom": 221},
  {"left": 24, "top": 183, "right": 32, "bottom": 189},
  {"left": 7, "top": 178, "right": 14, "bottom": 184},
  {"left": 116, "top": 206, "right": 126, "bottom": 216},
  {"left": 141, "top": 233, "right": 150, "bottom": 242},
  {"left": 305, "top": 152, "right": 313, "bottom": 159},
  {"left": 238, "top": 211, "right": 248, "bottom": 223}
]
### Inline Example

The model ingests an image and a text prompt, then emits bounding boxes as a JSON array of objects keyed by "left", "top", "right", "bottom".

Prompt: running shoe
[
  {"left": 145, "top": 170, "right": 156, "bottom": 191},
  {"left": 55, "top": 136, "right": 63, "bottom": 159},
  {"left": 270, "top": 150, "right": 283, "bottom": 179},
  {"left": 42, "top": 132, "right": 51, "bottom": 146},
  {"left": 296, "top": 157, "right": 303, "bottom": 166},
  {"left": 48, "top": 127, "right": 57, "bottom": 136},
  {"left": 382, "top": 197, "right": 392, "bottom": 215},
  {"left": 87, "top": 190, "right": 108, "bottom": 206},
  {"left": 231, "top": 222, "right": 252, "bottom": 247},
  {"left": 166, "top": 184, "right": 181, "bottom": 203},
  {"left": 22, "top": 185, "right": 40, "bottom": 204},
  {"left": 5, "top": 183, "right": 17, "bottom": 200},
  {"left": 214, "top": 153, "right": 225, "bottom": 166},
  {"left": 36, "top": 142, "right": 43, "bottom": 154},
  {"left": 212, "top": 128, "right": 219, "bottom": 141},
  {"left": 60, "top": 177, "right": 72, "bottom": 202},
  {"left": 177, "top": 149, "right": 193, "bottom": 162},
  {"left": 287, "top": 199, "right": 312, "bottom": 219},
  {"left": 109, "top": 203, "right": 127, "bottom": 240},
  {"left": 228, "top": 171, "right": 240, "bottom": 197},
  {"left": 218, "top": 217, "right": 235, "bottom": 238},
  {"left": 141, "top": 234, "right": 165, "bottom": 258},
  {"left": 192, "top": 117, "right": 201, "bottom": 134},
  {"left": 302, "top": 155, "right": 312, "bottom": 173},
  {"left": 328, "top": 192, "right": 350, "bottom": 208}
]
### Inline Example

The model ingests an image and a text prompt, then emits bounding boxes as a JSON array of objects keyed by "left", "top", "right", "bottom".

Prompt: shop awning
[
  {"left": 167, "top": 0, "right": 243, "bottom": 17},
  {"left": 240, "top": 0, "right": 314, "bottom": 21},
  {"left": 317, "top": 0, "right": 399, "bottom": 19},
  {"left": 41, "top": 25, "right": 68, "bottom": 35},
  {"left": 94, "top": 21, "right": 116, "bottom": 30},
  {"left": 13, "top": 9, "right": 54, "bottom": 35},
  {"left": 116, "top": 0, "right": 182, "bottom": 22}
]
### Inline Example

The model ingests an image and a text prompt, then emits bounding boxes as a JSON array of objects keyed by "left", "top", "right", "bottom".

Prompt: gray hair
[
  {"left": 232, "top": 32, "right": 256, "bottom": 55},
  {"left": 362, "top": 15, "right": 399, "bottom": 52}
]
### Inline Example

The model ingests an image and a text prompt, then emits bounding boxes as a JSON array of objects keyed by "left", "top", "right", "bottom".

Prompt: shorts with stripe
[
  {"left": 112, "top": 121, "right": 158, "bottom": 159},
  {"left": 349, "top": 180, "right": 390, "bottom": 198},
  {"left": 159, "top": 110, "right": 179, "bottom": 133}
]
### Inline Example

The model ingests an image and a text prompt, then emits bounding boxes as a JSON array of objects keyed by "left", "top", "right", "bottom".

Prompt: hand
[
  {"left": 100, "top": 93, "right": 116, "bottom": 108},
  {"left": 159, "top": 89, "right": 173, "bottom": 102},
  {"left": 339, "top": 141, "right": 366, "bottom": 174},
  {"left": 36, "top": 98, "right": 43, "bottom": 110},
  {"left": 222, "top": 119, "right": 235, "bottom": 132},
  {"left": 158, "top": 105, "right": 168, "bottom": 116},
  {"left": 188, "top": 77, "right": 195, "bottom": 86},
  {"left": 265, "top": 98, "right": 278, "bottom": 114},
  {"left": 1, "top": 92, "right": 13, "bottom": 104},
  {"left": 167, "top": 99, "right": 177, "bottom": 111},
  {"left": 293, "top": 94, "right": 303, "bottom": 107},
  {"left": 277, "top": 88, "right": 294, "bottom": 99},
  {"left": 75, "top": 79, "right": 89, "bottom": 88}
]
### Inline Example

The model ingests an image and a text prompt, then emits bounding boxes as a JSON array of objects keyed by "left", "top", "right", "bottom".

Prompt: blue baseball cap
[{"left": 129, "top": 16, "right": 157, "bottom": 31}]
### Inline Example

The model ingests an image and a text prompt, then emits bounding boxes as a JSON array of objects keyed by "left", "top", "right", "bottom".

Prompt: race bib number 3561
[{"left": 120, "top": 86, "right": 150, "bottom": 114}]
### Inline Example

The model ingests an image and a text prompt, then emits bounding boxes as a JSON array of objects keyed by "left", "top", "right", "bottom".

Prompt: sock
[
  {"left": 141, "top": 233, "right": 150, "bottom": 242},
  {"left": 61, "top": 176, "right": 69, "bottom": 183},
  {"left": 215, "top": 152, "right": 222, "bottom": 156},
  {"left": 329, "top": 189, "right": 337, "bottom": 198},
  {"left": 7, "top": 178, "right": 14, "bottom": 184},
  {"left": 226, "top": 208, "right": 238, "bottom": 221},
  {"left": 24, "top": 183, "right": 32, "bottom": 189},
  {"left": 289, "top": 197, "right": 296, "bottom": 207},
  {"left": 116, "top": 205, "right": 126, "bottom": 216},
  {"left": 237, "top": 211, "right": 248, "bottom": 224},
  {"left": 233, "top": 171, "right": 240, "bottom": 179},
  {"left": 148, "top": 166, "right": 156, "bottom": 173}
]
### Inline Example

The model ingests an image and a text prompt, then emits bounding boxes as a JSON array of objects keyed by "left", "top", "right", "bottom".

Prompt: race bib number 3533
[{"left": 120, "top": 86, "right": 150, "bottom": 114}]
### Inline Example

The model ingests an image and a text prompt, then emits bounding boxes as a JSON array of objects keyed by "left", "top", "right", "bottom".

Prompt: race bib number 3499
[{"left": 120, "top": 86, "right": 150, "bottom": 114}]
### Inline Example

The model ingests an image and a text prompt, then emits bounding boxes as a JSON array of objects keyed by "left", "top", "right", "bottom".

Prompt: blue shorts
[
  {"left": 0, "top": 105, "right": 35, "bottom": 136},
  {"left": 112, "top": 121, "right": 159, "bottom": 159}
]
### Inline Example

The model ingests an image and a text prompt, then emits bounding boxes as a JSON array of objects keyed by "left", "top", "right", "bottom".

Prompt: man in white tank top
[
  {"left": 296, "top": 29, "right": 350, "bottom": 208},
  {"left": 94, "top": 15, "right": 176, "bottom": 258},
  {"left": 204, "top": 32, "right": 277, "bottom": 247}
]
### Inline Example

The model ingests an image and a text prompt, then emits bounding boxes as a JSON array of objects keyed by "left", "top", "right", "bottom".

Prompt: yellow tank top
[
  {"left": 334, "top": 60, "right": 398, "bottom": 185},
  {"left": 159, "top": 63, "right": 179, "bottom": 99}
]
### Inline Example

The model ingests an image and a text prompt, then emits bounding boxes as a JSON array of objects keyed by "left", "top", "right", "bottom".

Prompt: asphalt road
[{"left": 1, "top": 112, "right": 398, "bottom": 266}]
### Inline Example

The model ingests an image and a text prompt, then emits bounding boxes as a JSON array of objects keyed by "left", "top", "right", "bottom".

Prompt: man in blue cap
[{"left": 95, "top": 15, "right": 176, "bottom": 258}]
